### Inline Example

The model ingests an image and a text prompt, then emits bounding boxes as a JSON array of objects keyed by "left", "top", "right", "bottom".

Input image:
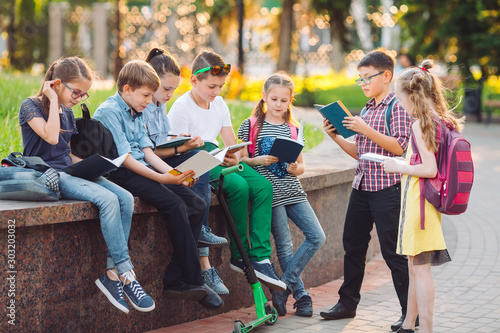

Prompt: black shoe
[
  {"left": 391, "top": 314, "right": 419, "bottom": 331},
  {"left": 396, "top": 328, "right": 414, "bottom": 333},
  {"left": 272, "top": 288, "right": 291, "bottom": 316},
  {"left": 293, "top": 295, "right": 313, "bottom": 317},
  {"left": 198, "top": 283, "right": 224, "bottom": 309},
  {"left": 162, "top": 282, "right": 207, "bottom": 301},
  {"left": 319, "top": 302, "right": 356, "bottom": 320}
]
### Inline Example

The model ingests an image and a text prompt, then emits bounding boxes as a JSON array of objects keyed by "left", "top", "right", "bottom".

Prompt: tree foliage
[{"left": 399, "top": 0, "right": 500, "bottom": 85}]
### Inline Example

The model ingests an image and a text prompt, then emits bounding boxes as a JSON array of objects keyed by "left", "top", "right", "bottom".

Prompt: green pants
[{"left": 210, "top": 162, "right": 273, "bottom": 261}]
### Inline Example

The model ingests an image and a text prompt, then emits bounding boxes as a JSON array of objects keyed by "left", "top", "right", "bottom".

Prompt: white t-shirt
[{"left": 167, "top": 92, "right": 232, "bottom": 146}]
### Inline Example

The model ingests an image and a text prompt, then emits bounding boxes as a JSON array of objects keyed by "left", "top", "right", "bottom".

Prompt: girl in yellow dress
[{"left": 382, "top": 59, "right": 464, "bottom": 333}]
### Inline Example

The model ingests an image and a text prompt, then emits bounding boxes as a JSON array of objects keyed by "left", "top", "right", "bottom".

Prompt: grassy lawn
[{"left": 0, "top": 73, "right": 324, "bottom": 157}]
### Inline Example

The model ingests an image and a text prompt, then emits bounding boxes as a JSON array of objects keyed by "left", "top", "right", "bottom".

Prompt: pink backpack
[
  {"left": 411, "top": 120, "right": 474, "bottom": 229},
  {"left": 247, "top": 117, "right": 297, "bottom": 157}
]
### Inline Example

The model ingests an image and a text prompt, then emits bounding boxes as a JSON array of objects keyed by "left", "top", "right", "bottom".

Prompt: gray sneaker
[
  {"left": 198, "top": 225, "right": 228, "bottom": 247},
  {"left": 202, "top": 267, "right": 229, "bottom": 295}
]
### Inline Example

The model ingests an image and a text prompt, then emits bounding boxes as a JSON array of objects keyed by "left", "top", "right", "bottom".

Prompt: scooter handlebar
[{"left": 221, "top": 164, "right": 243, "bottom": 176}]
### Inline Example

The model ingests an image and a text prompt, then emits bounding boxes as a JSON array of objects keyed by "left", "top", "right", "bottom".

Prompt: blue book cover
[
  {"left": 314, "top": 101, "right": 357, "bottom": 138},
  {"left": 268, "top": 122, "right": 304, "bottom": 163}
]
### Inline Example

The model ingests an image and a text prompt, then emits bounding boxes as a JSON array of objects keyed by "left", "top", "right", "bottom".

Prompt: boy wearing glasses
[
  {"left": 94, "top": 60, "right": 224, "bottom": 309},
  {"left": 320, "top": 50, "right": 412, "bottom": 331}
]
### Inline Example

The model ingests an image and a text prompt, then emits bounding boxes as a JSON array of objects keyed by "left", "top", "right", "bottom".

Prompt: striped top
[
  {"left": 353, "top": 92, "right": 412, "bottom": 191},
  {"left": 238, "top": 119, "right": 307, "bottom": 208}
]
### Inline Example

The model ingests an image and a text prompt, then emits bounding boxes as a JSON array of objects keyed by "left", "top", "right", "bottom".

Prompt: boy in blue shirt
[{"left": 94, "top": 60, "right": 223, "bottom": 309}]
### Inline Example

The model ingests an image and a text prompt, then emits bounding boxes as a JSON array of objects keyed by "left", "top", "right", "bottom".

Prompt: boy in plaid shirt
[{"left": 320, "top": 50, "right": 412, "bottom": 332}]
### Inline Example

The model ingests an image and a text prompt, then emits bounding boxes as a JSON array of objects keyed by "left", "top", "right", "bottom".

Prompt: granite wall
[{"left": 0, "top": 167, "right": 381, "bottom": 332}]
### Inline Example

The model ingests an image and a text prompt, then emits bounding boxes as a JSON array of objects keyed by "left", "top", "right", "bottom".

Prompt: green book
[{"left": 314, "top": 101, "right": 357, "bottom": 138}]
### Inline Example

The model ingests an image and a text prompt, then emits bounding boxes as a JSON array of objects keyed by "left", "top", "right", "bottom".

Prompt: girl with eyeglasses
[
  {"left": 168, "top": 50, "right": 286, "bottom": 292},
  {"left": 18, "top": 57, "right": 155, "bottom": 314}
]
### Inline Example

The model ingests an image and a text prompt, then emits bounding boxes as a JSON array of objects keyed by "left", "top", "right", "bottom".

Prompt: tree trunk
[
  {"left": 237, "top": 0, "right": 244, "bottom": 73},
  {"left": 277, "top": 0, "right": 294, "bottom": 72},
  {"left": 7, "top": 5, "right": 15, "bottom": 67},
  {"left": 113, "top": 0, "right": 124, "bottom": 80},
  {"left": 350, "top": 0, "right": 373, "bottom": 52},
  {"left": 380, "top": 0, "right": 393, "bottom": 49}
]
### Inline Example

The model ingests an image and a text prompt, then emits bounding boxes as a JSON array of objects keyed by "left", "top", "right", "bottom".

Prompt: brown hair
[
  {"left": 357, "top": 50, "right": 395, "bottom": 80},
  {"left": 146, "top": 48, "right": 181, "bottom": 77},
  {"left": 191, "top": 50, "right": 227, "bottom": 81},
  {"left": 116, "top": 60, "right": 160, "bottom": 93},
  {"left": 36, "top": 57, "right": 93, "bottom": 115},
  {"left": 396, "top": 59, "right": 464, "bottom": 152},
  {"left": 250, "top": 72, "right": 299, "bottom": 138}
]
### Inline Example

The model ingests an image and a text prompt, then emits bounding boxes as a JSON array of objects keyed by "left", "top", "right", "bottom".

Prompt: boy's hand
[
  {"left": 182, "top": 135, "right": 204, "bottom": 151},
  {"left": 162, "top": 170, "right": 196, "bottom": 185},
  {"left": 221, "top": 151, "right": 238, "bottom": 167},
  {"left": 323, "top": 118, "right": 337, "bottom": 138},
  {"left": 258, "top": 155, "right": 279, "bottom": 166},
  {"left": 343, "top": 116, "right": 369, "bottom": 135}
]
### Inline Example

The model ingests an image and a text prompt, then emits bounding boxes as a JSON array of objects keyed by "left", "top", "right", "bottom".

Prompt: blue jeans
[
  {"left": 271, "top": 201, "right": 326, "bottom": 300},
  {"left": 165, "top": 152, "right": 211, "bottom": 257},
  {"left": 59, "top": 172, "right": 134, "bottom": 274}
]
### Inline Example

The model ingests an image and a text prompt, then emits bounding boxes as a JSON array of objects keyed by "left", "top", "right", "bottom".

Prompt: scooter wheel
[
  {"left": 234, "top": 321, "right": 244, "bottom": 333},
  {"left": 264, "top": 303, "right": 278, "bottom": 325}
]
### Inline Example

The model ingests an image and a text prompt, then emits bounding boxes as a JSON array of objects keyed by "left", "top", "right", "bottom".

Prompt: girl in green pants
[{"left": 168, "top": 50, "right": 285, "bottom": 291}]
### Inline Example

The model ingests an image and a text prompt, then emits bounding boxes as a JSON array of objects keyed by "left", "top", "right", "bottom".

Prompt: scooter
[{"left": 210, "top": 164, "right": 278, "bottom": 333}]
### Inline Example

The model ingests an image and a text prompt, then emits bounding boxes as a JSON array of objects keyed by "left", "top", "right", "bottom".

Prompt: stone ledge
[{"left": 0, "top": 167, "right": 355, "bottom": 229}]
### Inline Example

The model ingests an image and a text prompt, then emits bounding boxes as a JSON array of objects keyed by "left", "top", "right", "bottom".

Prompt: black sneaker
[
  {"left": 293, "top": 295, "right": 313, "bottom": 317},
  {"left": 162, "top": 281, "right": 207, "bottom": 301},
  {"left": 272, "top": 288, "right": 291, "bottom": 316},
  {"left": 95, "top": 272, "right": 129, "bottom": 314}
]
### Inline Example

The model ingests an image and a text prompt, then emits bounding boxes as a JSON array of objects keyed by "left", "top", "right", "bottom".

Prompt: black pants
[
  {"left": 338, "top": 183, "right": 409, "bottom": 312},
  {"left": 110, "top": 167, "right": 206, "bottom": 287}
]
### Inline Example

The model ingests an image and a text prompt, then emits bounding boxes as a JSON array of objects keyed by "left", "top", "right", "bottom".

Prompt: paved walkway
[{"left": 151, "top": 120, "right": 500, "bottom": 333}]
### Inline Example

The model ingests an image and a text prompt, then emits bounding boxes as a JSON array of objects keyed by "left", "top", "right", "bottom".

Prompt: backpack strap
[
  {"left": 359, "top": 97, "right": 395, "bottom": 136},
  {"left": 288, "top": 122, "right": 298, "bottom": 140},
  {"left": 247, "top": 117, "right": 258, "bottom": 157},
  {"left": 81, "top": 103, "right": 91, "bottom": 119},
  {"left": 411, "top": 132, "right": 426, "bottom": 230}
]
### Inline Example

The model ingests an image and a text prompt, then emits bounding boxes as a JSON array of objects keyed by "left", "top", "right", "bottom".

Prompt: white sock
[{"left": 255, "top": 259, "right": 271, "bottom": 264}]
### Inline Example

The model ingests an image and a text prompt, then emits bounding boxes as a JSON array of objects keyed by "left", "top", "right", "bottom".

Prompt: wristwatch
[{"left": 174, "top": 146, "right": 181, "bottom": 156}]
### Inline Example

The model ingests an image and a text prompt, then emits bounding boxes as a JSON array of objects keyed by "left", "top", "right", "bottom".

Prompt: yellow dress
[{"left": 396, "top": 144, "right": 447, "bottom": 257}]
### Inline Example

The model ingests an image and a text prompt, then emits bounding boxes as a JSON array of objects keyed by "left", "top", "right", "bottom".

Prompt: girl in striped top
[{"left": 238, "top": 73, "right": 325, "bottom": 317}]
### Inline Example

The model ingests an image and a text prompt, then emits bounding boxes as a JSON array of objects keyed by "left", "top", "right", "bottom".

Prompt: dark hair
[
  {"left": 396, "top": 59, "right": 464, "bottom": 152},
  {"left": 146, "top": 48, "right": 181, "bottom": 77},
  {"left": 116, "top": 60, "right": 160, "bottom": 93},
  {"left": 251, "top": 72, "right": 298, "bottom": 138},
  {"left": 357, "top": 50, "right": 395, "bottom": 80},
  {"left": 191, "top": 50, "right": 227, "bottom": 80},
  {"left": 36, "top": 57, "right": 94, "bottom": 115}
]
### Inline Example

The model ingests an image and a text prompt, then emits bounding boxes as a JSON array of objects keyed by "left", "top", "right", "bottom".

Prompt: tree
[{"left": 277, "top": 0, "right": 294, "bottom": 71}]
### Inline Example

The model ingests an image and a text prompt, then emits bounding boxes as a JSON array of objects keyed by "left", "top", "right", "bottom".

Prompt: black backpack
[{"left": 71, "top": 104, "right": 118, "bottom": 160}]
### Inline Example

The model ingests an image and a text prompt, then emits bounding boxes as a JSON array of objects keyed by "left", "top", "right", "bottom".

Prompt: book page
[
  {"left": 111, "top": 153, "right": 130, "bottom": 167},
  {"left": 360, "top": 153, "right": 405, "bottom": 165}
]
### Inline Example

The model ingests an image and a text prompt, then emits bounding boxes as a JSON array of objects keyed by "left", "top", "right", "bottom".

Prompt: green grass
[{"left": 0, "top": 72, "right": 324, "bottom": 157}]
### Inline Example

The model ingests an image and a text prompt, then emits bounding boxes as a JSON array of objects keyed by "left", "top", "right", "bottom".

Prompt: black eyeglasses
[
  {"left": 355, "top": 71, "right": 386, "bottom": 86},
  {"left": 193, "top": 64, "right": 231, "bottom": 76},
  {"left": 62, "top": 81, "right": 89, "bottom": 101}
]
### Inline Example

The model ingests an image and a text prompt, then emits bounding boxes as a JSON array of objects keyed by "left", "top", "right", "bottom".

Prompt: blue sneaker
[
  {"left": 95, "top": 271, "right": 129, "bottom": 314},
  {"left": 272, "top": 288, "right": 291, "bottom": 316},
  {"left": 198, "top": 225, "right": 228, "bottom": 247},
  {"left": 121, "top": 270, "right": 155, "bottom": 312},
  {"left": 230, "top": 259, "right": 286, "bottom": 291},
  {"left": 202, "top": 267, "right": 229, "bottom": 295}
]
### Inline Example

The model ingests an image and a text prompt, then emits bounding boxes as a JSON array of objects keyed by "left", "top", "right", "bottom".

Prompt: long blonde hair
[
  {"left": 396, "top": 59, "right": 464, "bottom": 152},
  {"left": 250, "top": 72, "right": 299, "bottom": 137}
]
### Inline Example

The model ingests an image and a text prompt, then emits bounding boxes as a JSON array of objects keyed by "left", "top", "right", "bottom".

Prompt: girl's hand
[
  {"left": 287, "top": 162, "right": 298, "bottom": 173},
  {"left": 323, "top": 118, "right": 337, "bottom": 138},
  {"left": 182, "top": 135, "right": 204, "bottom": 151},
  {"left": 342, "top": 116, "right": 369, "bottom": 135},
  {"left": 184, "top": 177, "right": 198, "bottom": 188},
  {"left": 42, "top": 80, "right": 59, "bottom": 102},
  {"left": 259, "top": 155, "right": 279, "bottom": 166},
  {"left": 221, "top": 151, "right": 238, "bottom": 167},
  {"left": 381, "top": 158, "right": 403, "bottom": 174}
]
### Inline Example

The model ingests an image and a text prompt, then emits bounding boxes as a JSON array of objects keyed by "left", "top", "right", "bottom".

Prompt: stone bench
[{"left": 0, "top": 167, "right": 381, "bottom": 332}]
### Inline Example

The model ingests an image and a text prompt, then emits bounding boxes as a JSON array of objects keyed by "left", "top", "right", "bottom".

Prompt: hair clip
[
  {"left": 155, "top": 49, "right": 164, "bottom": 56},
  {"left": 420, "top": 66, "right": 429, "bottom": 72}
]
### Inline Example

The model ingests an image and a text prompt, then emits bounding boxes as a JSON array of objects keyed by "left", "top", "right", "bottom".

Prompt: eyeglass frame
[
  {"left": 355, "top": 71, "right": 386, "bottom": 86},
  {"left": 193, "top": 64, "right": 231, "bottom": 76},
  {"left": 62, "top": 81, "right": 89, "bottom": 101}
]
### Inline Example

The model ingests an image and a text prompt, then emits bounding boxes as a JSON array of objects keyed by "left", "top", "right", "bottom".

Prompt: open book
[
  {"left": 155, "top": 136, "right": 192, "bottom": 149},
  {"left": 360, "top": 153, "right": 406, "bottom": 165},
  {"left": 62, "top": 153, "right": 130, "bottom": 180},
  {"left": 314, "top": 101, "right": 357, "bottom": 138},
  {"left": 268, "top": 122, "right": 304, "bottom": 163},
  {"left": 168, "top": 148, "right": 228, "bottom": 182},
  {"left": 209, "top": 141, "right": 252, "bottom": 156}
]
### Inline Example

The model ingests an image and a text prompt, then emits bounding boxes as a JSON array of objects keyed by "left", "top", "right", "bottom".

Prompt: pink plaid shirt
[{"left": 353, "top": 92, "right": 412, "bottom": 191}]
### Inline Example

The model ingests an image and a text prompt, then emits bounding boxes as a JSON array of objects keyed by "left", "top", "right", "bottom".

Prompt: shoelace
[
  {"left": 108, "top": 270, "right": 125, "bottom": 300},
  {"left": 211, "top": 268, "right": 223, "bottom": 284},
  {"left": 121, "top": 270, "right": 146, "bottom": 302}
]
